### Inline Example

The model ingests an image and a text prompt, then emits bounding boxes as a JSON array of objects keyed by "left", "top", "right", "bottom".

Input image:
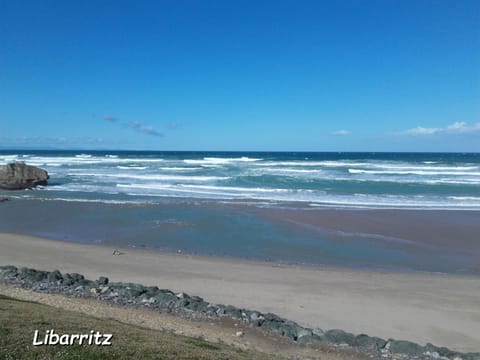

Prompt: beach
[
  {"left": 1, "top": 151, "right": 480, "bottom": 355},
  {"left": 1, "top": 232, "right": 479, "bottom": 353}
]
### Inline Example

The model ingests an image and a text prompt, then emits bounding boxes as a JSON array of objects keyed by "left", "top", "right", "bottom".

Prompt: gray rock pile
[
  {"left": 0, "top": 265, "right": 478, "bottom": 360},
  {"left": 0, "top": 162, "right": 49, "bottom": 190}
]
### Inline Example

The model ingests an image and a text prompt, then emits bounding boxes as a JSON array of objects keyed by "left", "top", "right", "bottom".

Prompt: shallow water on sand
[{"left": 0, "top": 198, "right": 478, "bottom": 275}]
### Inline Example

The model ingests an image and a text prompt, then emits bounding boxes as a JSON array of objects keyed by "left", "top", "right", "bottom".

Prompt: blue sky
[{"left": 0, "top": 0, "right": 479, "bottom": 151}]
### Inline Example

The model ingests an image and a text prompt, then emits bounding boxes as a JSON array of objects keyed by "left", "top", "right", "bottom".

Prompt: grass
[{"left": 0, "top": 295, "right": 278, "bottom": 360}]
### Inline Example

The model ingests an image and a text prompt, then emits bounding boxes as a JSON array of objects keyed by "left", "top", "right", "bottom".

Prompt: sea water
[
  {"left": 0, "top": 151, "right": 479, "bottom": 209},
  {"left": 0, "top": 151, "right": 479, "bottom": 273}
]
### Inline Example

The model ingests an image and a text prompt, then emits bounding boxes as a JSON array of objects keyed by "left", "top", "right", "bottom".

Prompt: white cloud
[
  {"left": 332, "top": 130, "right": 351, "bottom": 136},
  {"left": 403, "top": 122, "right": 480, "bottom": 136},
  {"left": 405, "top": 126, "right": 440, "bottom": 135}
]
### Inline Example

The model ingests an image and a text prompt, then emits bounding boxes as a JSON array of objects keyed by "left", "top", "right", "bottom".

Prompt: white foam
[
  {"left": 253, "top": 161, "right": 372, "bottom": 167},
  {"left": 117, "top": 183, "right": 294, "bottom": 193},
  {"left": 348, "top": 169, "right": 480, "bottom": 176},
  {"left": 447, "top": 196, "right": 480, "bottom": 201},
  {"left": 160, "top": 167, "right": 202, "bottom": 171},
  {"left": 257, "top": 168, "right": 322, "bottom": 174},
  {"left": 184, "top": 156, "right": 262, "bottom": 165},
  {"left": 369, "top": 164, "right": 478, "bottom": 171},
  {"left": 15, "top": 156, "right": 164, "bottom": 166},
  {"left": 68, "top": 172, "right": 230, "bottom": 182},
  {"left": 114, "top": 183, "right": 480, "bottom": 209},
  {"left": 116, "top": 166, "right": 148, "bottom": 170}
]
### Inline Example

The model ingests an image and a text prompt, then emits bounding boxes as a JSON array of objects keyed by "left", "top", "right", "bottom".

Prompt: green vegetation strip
[{"left": 0, "top": 295, "right": 276, "bottom": 360}]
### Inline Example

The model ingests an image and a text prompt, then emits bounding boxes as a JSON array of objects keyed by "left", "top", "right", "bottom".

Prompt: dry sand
[{"left": 1, "top": 232, "right": 479, "bottom": 352}]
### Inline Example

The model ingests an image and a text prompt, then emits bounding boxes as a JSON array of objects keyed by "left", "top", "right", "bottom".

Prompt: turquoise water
[{"left": 1, "top": 151, "right": 479, "bottom": 209}]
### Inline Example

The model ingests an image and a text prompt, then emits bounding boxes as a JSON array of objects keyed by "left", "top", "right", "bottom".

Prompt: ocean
[
  {"left": 0, "top": 151, "right": 479, "bottom": 209},
  {"left": 1, "top": 151, "right": 479, "bottom": 274}
]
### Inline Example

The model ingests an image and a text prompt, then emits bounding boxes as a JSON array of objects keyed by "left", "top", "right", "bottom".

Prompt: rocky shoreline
[{"left": 0, "top": 265, "right": 478, "bottom": 360}]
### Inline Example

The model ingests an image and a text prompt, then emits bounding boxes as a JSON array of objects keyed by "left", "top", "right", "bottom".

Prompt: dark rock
[
  {"left": 78, "top": 279, "right": 94, "bottom": 287},
  {"left": 176, "top": 298, "right": 190, "bottom": 308},
  {"left": 388, "top": 339, "right": 424, "bottom": 356},
  {"left": 280, "top": 322, "right": 298, "bottom": 340},
  {"left": 19, "top": 267, "right": 48, "bottom": 282},
  {"left": 61, "top": 274, "right": 76, "bottom": 286},
  {"left": 118, "top": 283, "right": 146, "bottom": 298},
  {"left": 297, "top": 334, "right": 321, "bottom": 344},
  {"left": 312, "top": 328, "right": 324, "bottom": 338},
  {"left": 260, "top": 314, "right": 284, "bottom": 333},
  {"left": 0, "top": 197, "right": 9, "bottom": 202},
  {"left": 69, "top": 273, "right": 85, "bottom": 283},
  {"left": 154, "top": 291, "right": 177, "bottom": 304},
  {"left": 354, "top": 334, "right": 387, "bottom": 350},
  {"left": 144, "top": 286, "right": 159, "bottom": 297},
  {"left": 223, "top": 305, "right": 242, "bottom": 319},
  {"left": 0, "top": 162, "right": 49, "bottom": 190},
  {"left": 296, "top": 328, "right": 313, "bottom": 339},
  {"left": 0, "top": 265, "right": 18, "bottom": 277},
  {"left": 324, "top": 329, "right": 356, "bottom": 345},
  {"left": 62, "top": 273, "right": 84, "bottom": 286},
  {"left": 47, "top": 270, "right": 63, "bottom": 282},
  {"left": 96, "top": 276, "right": 109, "bottom": 285}
]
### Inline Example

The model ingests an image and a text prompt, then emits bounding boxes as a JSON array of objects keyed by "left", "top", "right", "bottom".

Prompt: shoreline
[
  {"left": 1, "top": 199, "right": 479, "bottom": 274},
  {"left": 1, "top": 233, "right": 479, "bottom": 352}
]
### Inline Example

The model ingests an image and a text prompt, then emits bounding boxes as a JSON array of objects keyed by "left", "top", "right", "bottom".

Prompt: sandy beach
[{"left": 1, "top": 232, "right": 479, "bottom": 352}]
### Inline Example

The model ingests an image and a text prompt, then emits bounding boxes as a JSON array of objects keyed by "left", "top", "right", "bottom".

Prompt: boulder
[
  {"left": 324, "top": 329, "right": 356, "bottom": 345},
  {"left": 0, "top": 162, "right": 49, "bottom": 190},
  {"left": 388, "top": 340, "right": 424, "bottom": 356}
]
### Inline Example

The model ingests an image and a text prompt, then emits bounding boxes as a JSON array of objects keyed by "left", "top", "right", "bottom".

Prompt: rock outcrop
[{"left": 0, "top": 162, "right": 49, "bottom": 190}]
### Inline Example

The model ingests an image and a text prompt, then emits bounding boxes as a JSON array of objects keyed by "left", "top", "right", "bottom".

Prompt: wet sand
[
  {"left": 0, "top": 200, "right": 479, "bottom": 274},
  {"left": 1, "top": 233, "right": 479, "bottom": 352},
  {"left": 261, "top": 208, "right": 480, "bottom": 253}
]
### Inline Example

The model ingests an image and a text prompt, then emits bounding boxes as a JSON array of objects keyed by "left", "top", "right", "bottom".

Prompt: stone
[
  {"left": 97, "top": 276, "right": 109, "bottom": 285},
  {"left": 324, "top": 329, "right": 356, "bottom": 346},
  {"left": 354, "top": 334, "right": 387, "bottom": 349},
  {"left": 235, "top": 331, "right": 244, "bottom": 337},
  {"left": 144, "top": 286, "right": 160, "bottom": 297},
  {"left": 249, "top": 312, "right": 259, "bottom": 321},
  {"left": 19, "top": 268, "right": 48, "bottom": 282},
  {"left": 312, "top": 327, "right": 324, "bottom": 337},
  {"left": 388, "top": 340, "right": 424, "bottom": 356},
  {"left": 47, "top": 270, "right": 63, "bottom": 282},
  {"left": 223, "top": 305, "right": 242, "bottom": 319},
  {"left": 0, "top": 265, "right": 18, "bottom": 277},
  {"left": 297, "top": 334, "right": 321, "bottom": 344},
  {"left": 141, "top": 297, "right": 157, "bottom": 305},
  {"left": 0, "top": 162, "right": 49, "bottom": 190}
]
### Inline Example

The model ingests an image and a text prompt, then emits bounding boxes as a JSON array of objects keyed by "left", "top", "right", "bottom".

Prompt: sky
[{"left": 0, "top": 0, "right": 479, "bottom": 151}]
